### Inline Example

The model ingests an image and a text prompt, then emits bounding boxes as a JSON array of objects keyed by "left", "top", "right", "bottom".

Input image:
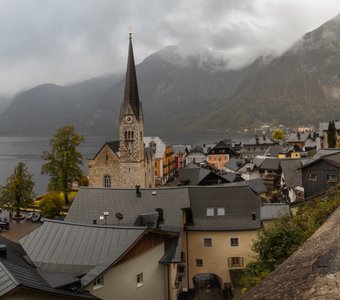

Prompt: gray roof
[
  {"left": 260, "top": 203, "right": 290, "bottom": 221},
  {"left": 187, "top": 185, "right": 262, "bottom": 231},
  {"left": 0, "top": 237, "right": 97, "bottom": 299},
  {"left": 286, "top": 132, "right": 311, "bottom": 143},
  {"left": 259, "top": 158, "right": 280, "bottom": 170},
  {"left": 20, "top": 220, "right": 146, "bottom": 287},
  {"left": 247, "top": 178, "right": 268, "bottom": 194},
  {"left": 280, "top": 159, "right": 303, "bottom": 188},
  {"left": 66, "top": 187, "right": 190, "bottom": 231},
  {"left": 225, "top": 157, "right": 244, "bottom": 171},
  {"left": 302, "top": 149, "right": 340, "bottom": 168},
  {"left": 242, "top": 136, "right": 276, "bottom": 146}
]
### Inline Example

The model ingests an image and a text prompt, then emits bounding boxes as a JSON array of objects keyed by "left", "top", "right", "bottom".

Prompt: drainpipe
[{"left": 186, "top": 229, "right": 190, "bottom": 292}]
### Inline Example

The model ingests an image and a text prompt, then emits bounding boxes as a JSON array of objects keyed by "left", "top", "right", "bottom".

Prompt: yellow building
[{"left": 144, "top": 136, "right": 175, "bottom": 185}]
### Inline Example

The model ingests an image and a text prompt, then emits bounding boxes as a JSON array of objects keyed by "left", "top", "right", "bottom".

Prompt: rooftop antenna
[{"left": 115, "top": 212, "right": 124, "bottom": 226}]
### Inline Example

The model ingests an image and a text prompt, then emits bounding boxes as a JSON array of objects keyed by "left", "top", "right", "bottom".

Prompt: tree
[
  {"left": 327, "top": 121, "right": 337, "bottom": 148},
  {"left": 271, "top": 128, "right": 285, "bottom": 140},
  {"left": 0, "top": 162, "right": 35, "bottom": 217},
  {"left": 39, "top": 192, "right": 63, "bottom": 219},
  {"left": 41, "top": 126, "right": 84, "bottom": 205}
]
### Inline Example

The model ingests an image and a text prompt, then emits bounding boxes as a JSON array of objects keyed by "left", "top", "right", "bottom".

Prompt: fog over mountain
[{"left": 1, "top": 13, "right": 340, "bottom": 136}]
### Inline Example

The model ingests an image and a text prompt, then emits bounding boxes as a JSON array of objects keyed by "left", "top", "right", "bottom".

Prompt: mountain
[
  {"left": 1, "top": 14, "right": 340, "bottom": 136},
  {"left": 0, "top": 45, "right": 249, "bottom": 136},
  {"left": 196, "top": 13, "right": 340, "bottom": 130}
]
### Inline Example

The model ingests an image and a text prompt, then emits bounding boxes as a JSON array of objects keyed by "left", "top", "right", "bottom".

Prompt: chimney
[
  {"left": 155, "top": 208, "right": 164, "bottom": 227},
  {"left": 0, "top": 244, "right": 7, "bottom": 259},
  {"left": 136, "top": 185, "right": 141, "bottom": 197}
]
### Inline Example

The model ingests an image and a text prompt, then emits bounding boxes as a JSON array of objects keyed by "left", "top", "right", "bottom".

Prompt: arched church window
[
  {"left": 104, "top": 175, "right": 111, "bottom": 188},
  {"left": 125, "top": 131, "right": 128, "bottom": 139},
  {"left": 131, "top": 131, "right": 134, "bottom": 139}
]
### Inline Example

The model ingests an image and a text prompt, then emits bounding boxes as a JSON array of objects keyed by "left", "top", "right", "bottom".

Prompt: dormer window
[
  {"left": 206, "top": 208, "right": 214, "bottom": 216},
  {"left": 217, "top": 207, "right": 225, "bottom": 216}
]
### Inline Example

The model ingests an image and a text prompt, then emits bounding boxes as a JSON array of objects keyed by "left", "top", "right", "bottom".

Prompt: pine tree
[
  {"left": 0, "top": 162, "right": 35, "bottom": 217},
  {"left": 327, "top": 121, "right": 337, "bottom": 148}
]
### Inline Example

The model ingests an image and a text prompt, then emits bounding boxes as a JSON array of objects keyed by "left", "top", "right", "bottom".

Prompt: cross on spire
[{"left": 128, "top": 26, "right": 133, "bottom": 39}]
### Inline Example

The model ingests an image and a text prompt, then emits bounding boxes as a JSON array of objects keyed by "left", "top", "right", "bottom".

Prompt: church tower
[{"left": 119, "top": 32, "right": 145, "bottom": 187}]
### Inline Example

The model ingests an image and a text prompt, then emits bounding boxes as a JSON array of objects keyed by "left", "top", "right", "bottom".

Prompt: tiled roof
[
  {"left": 286, "top": 132, "right": 311, "bottom": 143},
  {"left": 225, "top": 157, "right": 245, "bottom": 171},
  {"left": 259, "top": 158, "right": 280, "bottom": 170},
  {"left": 260, "top": 203, "right": 290, "bottom": 221},
  {"left": 280, "top": 159, "right": 303, "bottom": 188},
  {"left": 65, "top": 187, "right": 191, "bottom": 231},
  {"left": 302, "top": 149, "right": 340, "bottom": 168},
  {"left": 247, "top": 178, "right": 268, "bottom": 194},
  {"left": 242, "top": 136, "right": 276, "bottom": 146},
  {"left": 107, "top": 140, "right": 120, "bottom": 153},
  {"left": 187, "top": 185, "right": 261, "bottom": 231}
]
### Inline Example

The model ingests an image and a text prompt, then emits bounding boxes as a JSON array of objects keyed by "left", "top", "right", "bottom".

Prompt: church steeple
[{"left": 123, "top": 32, "right": 140, "bottom": 120}]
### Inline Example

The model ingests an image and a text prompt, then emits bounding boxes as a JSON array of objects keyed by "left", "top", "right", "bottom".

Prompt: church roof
[{"left": 123, "top": 34, "right": 140, "bottom": 119}]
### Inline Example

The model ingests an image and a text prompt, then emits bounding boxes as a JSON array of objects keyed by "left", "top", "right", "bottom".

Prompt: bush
[
  {"left": 241, "top": 185, "right": 340, "bottom": 293},
  {"left": 39, "top": 192, "right": 64, "bottom": 219}
]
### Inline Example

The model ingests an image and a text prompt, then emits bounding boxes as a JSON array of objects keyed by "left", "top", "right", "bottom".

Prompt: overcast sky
[{"left": 1, "top": 0, "right": 340, "bottom": 96}]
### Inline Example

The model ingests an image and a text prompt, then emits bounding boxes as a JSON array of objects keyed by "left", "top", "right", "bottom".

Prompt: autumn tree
[
  {"left": 39, "top": 192, "right": 64, "bottom": 219},
  {"left": 271, "top": 128, "right": 285, "bottom": 140},
  {"left": 41, "top": 126, "right": 84, "bottom": 205},
  {"left": 327, "top": 121, "right": 336, "bottom": 148},
  {"left": 0, "top": 162, "right": 35, "bottom": 217}
]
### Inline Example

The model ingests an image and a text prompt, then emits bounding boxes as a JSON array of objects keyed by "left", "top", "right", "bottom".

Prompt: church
[{"left": 88, "top": 33, "right": 155, "bottom": 188}]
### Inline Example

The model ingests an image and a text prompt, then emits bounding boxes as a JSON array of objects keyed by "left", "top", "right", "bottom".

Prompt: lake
[{"left": 0, "top": 131, "right": 244, "bottom": 196}]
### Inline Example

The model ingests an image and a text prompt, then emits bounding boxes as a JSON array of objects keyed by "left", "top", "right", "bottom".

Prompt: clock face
[{"left": 125, "top": 116, "right": 133, "bottom": 123}]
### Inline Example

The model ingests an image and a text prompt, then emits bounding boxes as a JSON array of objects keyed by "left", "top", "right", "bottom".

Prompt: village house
[
  {"left": 185, "top": 146, "right": 206, "bottom": 165},
  {"left": 301, "top": 149, "right": 340, "bottom": 198},
  {"left": 65, "top": 185, "right": 263, "bottom": 298},
  {"left": 17, "top": 221, "right": 177, "bottom": 300},
  {"left": 285, "top": 131, "right": 316, "bottom": 152},
  {"left": 280, "top": 159, "right": 304, "bottom": 202},
  {"left": 173, "top": 144, "right": 191, "bottom": 170},
  {"left": 236, "top": 135, "right": 278, "bottom": 159},
  {"left": 206, "top": 139, "right": 237, "bottom": 171}
]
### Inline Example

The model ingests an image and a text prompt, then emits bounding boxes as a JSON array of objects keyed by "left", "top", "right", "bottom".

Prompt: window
[
  {"left": 181, "top": 251, "right": 186, "bottom": 262},
  {"left": 178, "top": 264, "right": 186, "bottom": 275},
  {"left": 196, "top": 259, "right": 203, "bottom": 267},
  {"left": 327, "top": 174, "right": 338, "bottom": 182},
  {"left": 217, "top": 207, "right": 225, "bottom": 216},
  {"left": 103, "top": 175, "right": 111, "bottom": 188},
  {"left": 228, "top": 257, "right": 244, "bottom": 267},
  {"left": 131, "top": 131, "right": 134, "bottom": 139},
  {"left": 252, "top": 212, "right": 257, "bottom": 221},
  {"left": 230, "top": 238, "right": 239, "bottom": 247},
  {"left": 206, "top": 208, "right": 214, "bottom": 216},
  {"left": 204, "top": 238, "right": 212, "bottom": 247},
  {"left": 308, "top": 174, "right": 317, "bottom": 181},
  {"left": 125, "top": 131, "right": 128, "bottom": 139},
  {"left": 137, "top": 273, "right": 143, "bottom": 287},
  {"left": 93, "top": 276, "right": 104, "bottom": 290}
]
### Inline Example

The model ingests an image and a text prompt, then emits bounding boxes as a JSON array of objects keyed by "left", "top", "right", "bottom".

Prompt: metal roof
[
  {"left": 260, "top": 203, "right": 290, "bottom": 221},
  {"left": 0, "top": 237, "right": 97, "bottom": 299},
  {"left": 20, "top": 221, "right": 146, "bottom": 284},
  {"left": 247, "top": 178, "right": 268, "bottom": 194},
  {"left": 280, "top": 159, "right": 303, "bottom": 188},
  {"left": 259, "top": 157, "right": 281, "bottom": 170}
]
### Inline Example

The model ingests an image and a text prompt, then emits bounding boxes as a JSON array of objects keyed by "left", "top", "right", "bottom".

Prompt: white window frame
[
  {"left": 206, "top": 208, "right": 214, "bottom": 216},
  {"left": 217, "top": 207, "right": 225, "bottom": 216},
  {"left": 93, "top": 276, "right": 104, "bottom": 290},
  {"left": 137, "top": 273, "right": 144, "bottom": 288}
]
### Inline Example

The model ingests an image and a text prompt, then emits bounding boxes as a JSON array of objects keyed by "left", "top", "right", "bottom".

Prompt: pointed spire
[{"left": 123, "top": 31, "right": 140, "bottom": 119}]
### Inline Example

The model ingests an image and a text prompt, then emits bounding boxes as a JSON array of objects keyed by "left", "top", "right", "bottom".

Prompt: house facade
[
  {"left": 207, "top": 140, "right": 237, "bottom": 171},
  {"left": 302, "top": 150, "right": 340, "bottom": 198},
  {"left": 317, "top": 121, "right": 340, "bottom": 149},
  {"left": 88, "top": 34, "right": 155, "bottom": 189}
]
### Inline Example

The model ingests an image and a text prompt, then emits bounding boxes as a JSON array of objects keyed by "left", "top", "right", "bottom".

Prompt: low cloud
[{"left": 0, "top": 0, "right": 340, "bottom": 95}]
